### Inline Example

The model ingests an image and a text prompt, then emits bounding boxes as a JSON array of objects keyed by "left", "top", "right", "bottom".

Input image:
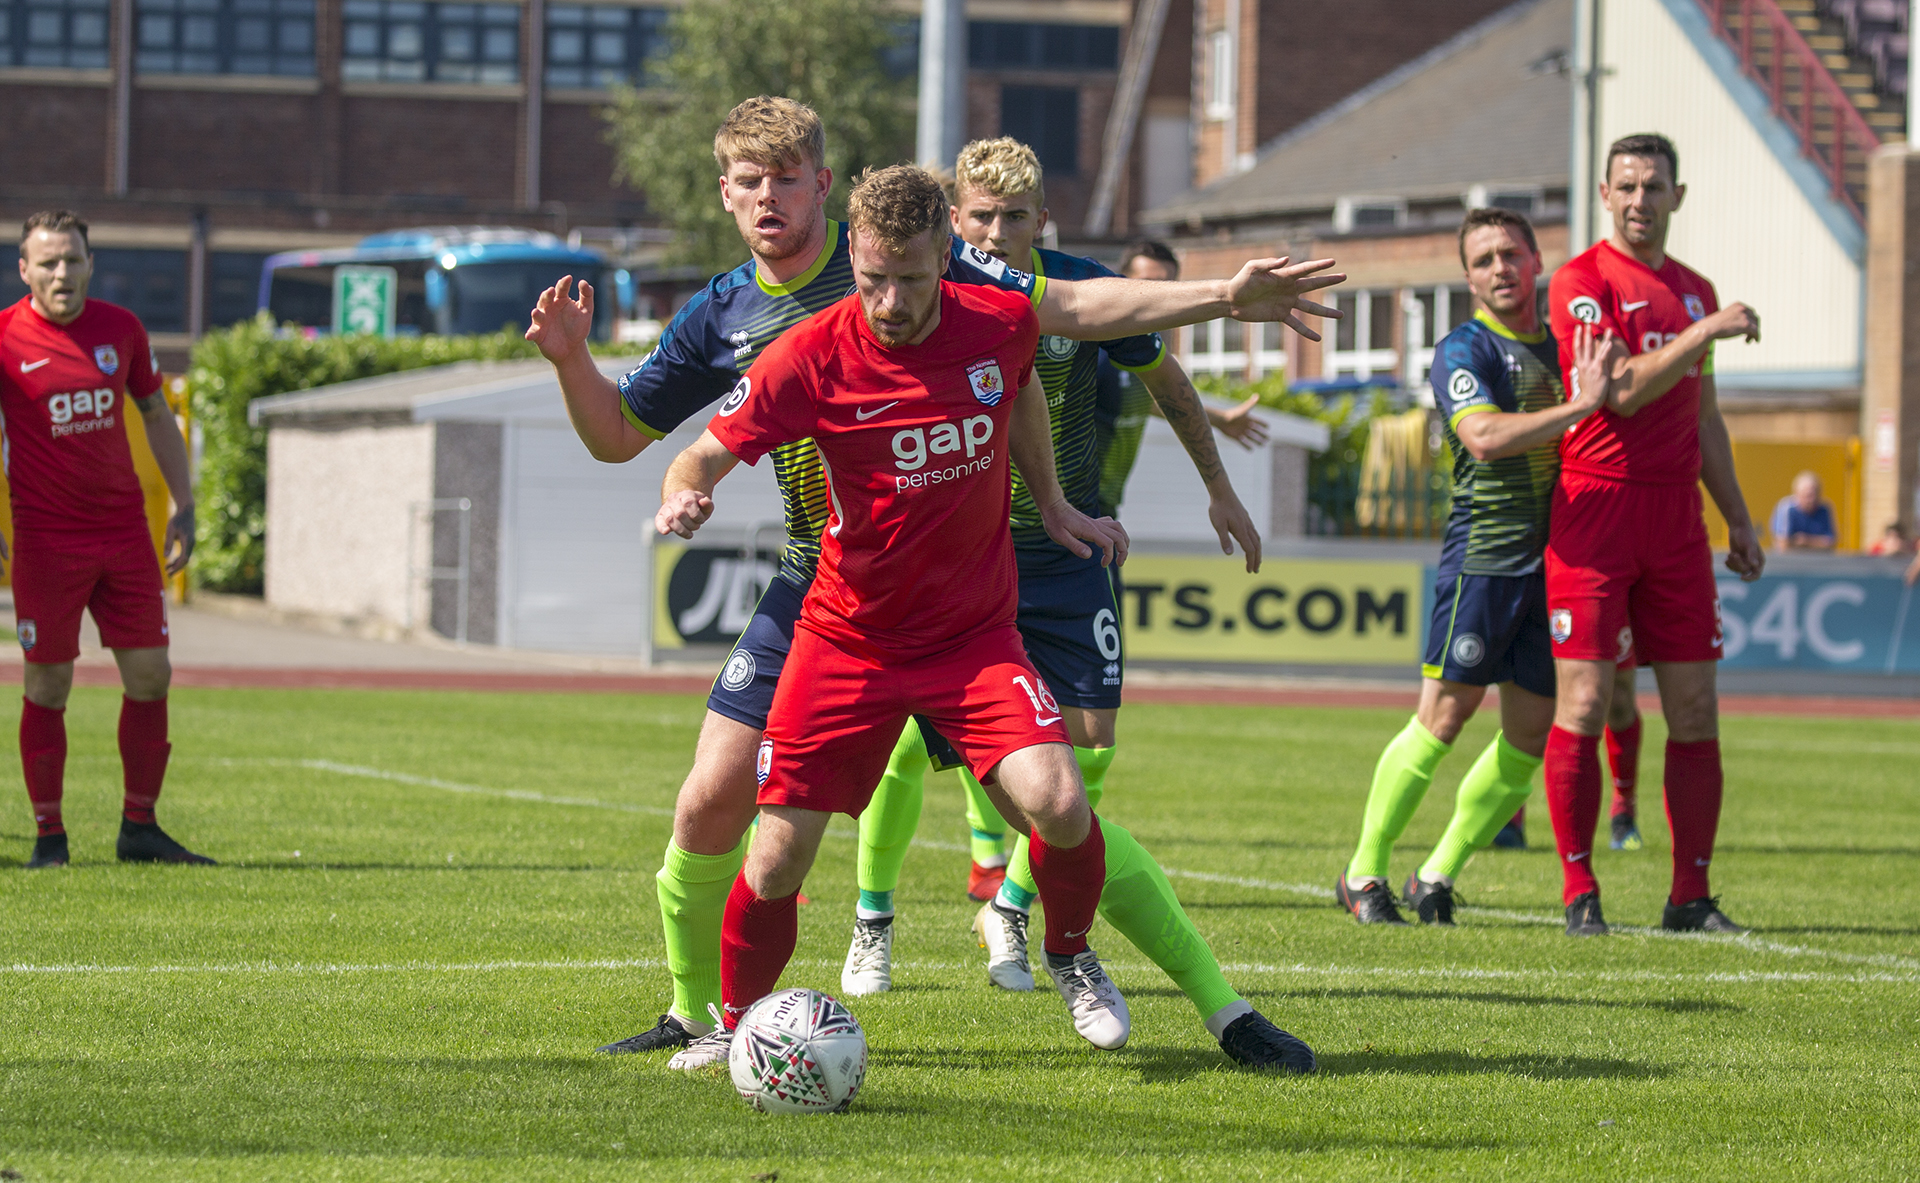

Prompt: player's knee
[{"left": 22, "top": 662, "right": 75, "bottom": 710}]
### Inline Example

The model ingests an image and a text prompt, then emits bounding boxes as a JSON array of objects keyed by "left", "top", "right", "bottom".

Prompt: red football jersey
[
  {"left": 1549, "top": 240, "right": 1719, "bottom": 485},
  {"left": 0, "top": 297, "right": 162, "bottom": 533},
  {"left": 708, "top": 281, "right": 1039, "bottom": 662}
]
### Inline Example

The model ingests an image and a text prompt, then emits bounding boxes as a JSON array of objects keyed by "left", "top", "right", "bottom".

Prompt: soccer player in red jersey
[
  {"left": 2, "top": 211, "right": 207, "bottom": 869},
  {"left": 1544, "top": 134, "right": 1762, "bottom": 935},
  {"left": 657, "top": 166, "right": 1139, "bottom": 1054}
]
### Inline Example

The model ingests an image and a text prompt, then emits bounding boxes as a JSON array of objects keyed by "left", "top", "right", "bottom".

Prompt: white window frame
[
  {"left": 1179, "top": 319, "right": 1249, "bottom": 378},
  {"left": 1323, "top": 288, "right": 1399, "bottom": 380},
  {"left": 1402, "top": 284, "right": 1467, "bottom": 400},
  {"left": 1205, "top": 29, "right": 1234, "bottom": 119},
  {"left": 1249, "top": 319, "right": 1286, "bottom": 378},
  {"left": 1465, "top": 183, "right": 1544, "bottom": 215},
  {"left": 1332, "top": 196, "right": 1406, "bottom": 235}
]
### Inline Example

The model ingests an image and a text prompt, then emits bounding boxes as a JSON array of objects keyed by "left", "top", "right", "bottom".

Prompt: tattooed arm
[{"left": 1137, "top": 356, "right": 1261, "bottom": 572}]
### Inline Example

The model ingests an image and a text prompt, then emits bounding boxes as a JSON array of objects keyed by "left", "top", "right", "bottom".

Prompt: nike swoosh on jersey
[
  {"left": 20, "top": 358, "right": 51, "bottom": 373},
  {"left": 854, "top": 401, "right": 900, "bottom": 421},
  {"left": 1620, "top": 300, "right": 1650, "bottom": 312}
]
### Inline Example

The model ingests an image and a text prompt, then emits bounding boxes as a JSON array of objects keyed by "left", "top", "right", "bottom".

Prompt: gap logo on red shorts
[
  {"left": 756, "top": 739, "right": 774, "bottom": 786},
  {"left": 1550, "top": 607, "right": 1572, "bottom": 644}
]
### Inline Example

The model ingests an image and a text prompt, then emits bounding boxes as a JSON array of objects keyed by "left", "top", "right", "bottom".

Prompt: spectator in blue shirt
[{"left": 1770, "top": 471, "right": 1838, "bottom": 552}]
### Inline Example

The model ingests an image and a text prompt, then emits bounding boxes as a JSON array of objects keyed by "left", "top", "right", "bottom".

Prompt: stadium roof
[{"left": 1142, "top": 0, "right": 1571, "bottom": 228}]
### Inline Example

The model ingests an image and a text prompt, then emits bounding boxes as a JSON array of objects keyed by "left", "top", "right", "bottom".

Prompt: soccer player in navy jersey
[
  {"left": 525, "top": 96, "right": 1341, "bottom": 1063},
  {"left": 842, "top": 141, "right": 1309, "bottom": 1066}
]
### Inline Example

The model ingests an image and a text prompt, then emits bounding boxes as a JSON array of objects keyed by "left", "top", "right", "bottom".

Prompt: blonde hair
[
  {"left": 846, "top": 165, "right": 950, "bottom": 253},
  {"left": 953, "top": 137, "right": 1044, "bottom": 204},
  {"left": 713, "top": 96, "right": 827, "bottom": 174}
]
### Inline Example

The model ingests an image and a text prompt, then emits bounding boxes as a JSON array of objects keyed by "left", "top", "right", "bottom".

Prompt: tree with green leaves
[{"left": 606, "top": 0, "right": 914, "bottom": 276}]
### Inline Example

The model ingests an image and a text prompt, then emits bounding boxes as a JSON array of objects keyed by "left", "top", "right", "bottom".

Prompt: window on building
[
  {"left": 3, "top": 0, "right": 110, "bottom": 68},
  {"left": 881, "top": 17, "right": 916, "bottom": 78},
  {"left": 1333, "top": 197, "right": 1406, "bottom": 234},
  {"left": 342, "top": 0, "right": 519, "bottom": 84},
  {"left": 969, "top": 21, "right": 1116, "bottom": 70},
  {"left": 1205, "top": 29, "right": 1233, "bottom": 119},
  {"left": 1000, "top": 85, "right": 1078, "bottom": 176},
  {"left": 1249, "top": 320, "right": 1287, "bottom": 378},
  {"left": 208, "top": 251, "right": 271, "bottom": 326},
  {"left": 1324, "top": 289, "right": 1400, "bottom": 380},
  {"left": 91, "top": 249, "right": 188, "bottom": 334},
  {"left": 545, "top": 4, "right": 666, "bottom": 88},
  {"left": 1466, "top": 183, "right": 1542, "bottom": 215},
  {"left": 136, "top": 0, "right": 314, "bottom": 76},
  {"left": 1405, "top": 284, "right": 1474, "bottom": 390},
  {"left": 1180, "top": 318, "right": 1248, "bottom": 379}
]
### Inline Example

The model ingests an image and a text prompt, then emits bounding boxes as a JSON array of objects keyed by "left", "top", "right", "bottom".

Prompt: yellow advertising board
[{"left": 1116, "top": 554, "right": 1425, "bottom": 665}]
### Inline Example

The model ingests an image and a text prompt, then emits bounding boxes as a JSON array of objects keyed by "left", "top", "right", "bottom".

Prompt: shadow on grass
[
  {"left": 1315, "top": 1049, "right": 1668, "bottom": 1080},
  {"left": 1252, "top": 986, "right": 1742, "bottom": 1016}
]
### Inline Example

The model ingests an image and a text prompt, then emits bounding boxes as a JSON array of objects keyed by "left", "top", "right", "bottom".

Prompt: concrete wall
[
  {"left": 429, "top": 422, "right": 503, "bottom": 645},
  {"left": 264, "top": 422, "right": 434, "bottom": 629}
]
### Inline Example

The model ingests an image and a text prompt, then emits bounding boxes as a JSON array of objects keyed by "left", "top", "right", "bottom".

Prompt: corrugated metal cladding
[{"left": 1597, "top": 0, "right": 1862, "bottom": 379}]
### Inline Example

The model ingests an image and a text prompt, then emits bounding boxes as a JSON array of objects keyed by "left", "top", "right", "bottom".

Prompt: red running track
[{"left": 30, "top": 662, "right": 1919, "bottom": 719}]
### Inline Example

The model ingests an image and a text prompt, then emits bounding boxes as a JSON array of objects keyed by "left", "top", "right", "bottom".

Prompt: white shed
[{"left": 251, "top": 359, "right": 1324, "bottom": 657}]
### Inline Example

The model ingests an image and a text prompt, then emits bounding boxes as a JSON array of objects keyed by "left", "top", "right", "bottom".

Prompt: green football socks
[
  {"left": 856, "top": 722, "right": 929, "bottom": 908},
  {"left": 1096, "top": 815, "right": 1243, "bottom": 1024},
  {"left": 961, "top": 772, "right": 1010, "bottom": 867},
  {"left": 993, "top": 745, "right": 1113, "bottom": 914},
  {"left": 655, "top": 834, "right": 747, "bottom": 1025},
  {"left": 1418, "top": 731, "right": 1541, "bottom": 885},
  {"left": 1347, "top": 716, "right": 1452, "bottom": 884}
]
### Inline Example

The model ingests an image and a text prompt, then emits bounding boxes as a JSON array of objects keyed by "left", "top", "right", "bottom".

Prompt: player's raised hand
[
  {"left": 1211, "top": 395, "right": 1269, "bottom": 449},
  {"left": 163, "top": 507, "right": 195, "bottom": 575},
  {"left": 1568, "top": 324, "right": 1617, "bottom": 416},
  {"left": 1724, "top": 520, "right": 1765, "bottom": 582},
  {"left": 1703, "top": 302, "right": 1760, "bottom": 344},
  {"left": 1041, "top": 499, "right": 1129, "bottom": 568},
  {"left": 526, "top": 275, "right": 595, "bottom": 363},
  {"left": 655, "top": 489, "right": 715, "bottom": 539},
  {"left": 1223, "top": 257, "right": 1344, "bottom": 342}
]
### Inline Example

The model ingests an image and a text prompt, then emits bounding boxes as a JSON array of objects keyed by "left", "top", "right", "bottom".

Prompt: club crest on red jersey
[
  {"left": 1549, "top": 608, "right": 1572, "bottom": 644},
  {"left": 16, "top": 620, "right": 35, "bottom": 652},
  {"left": 94, "top": 345, "right": 118, "bottom": 375},
  {"left": 966, "top": 359, "right": 1005, "bottom": 407},
  {"left": 756, "top": 738, "right": 773, "bottom": 786},
  {"left": 1682, "top": 294, "right": 1706, "bottom": 322}
]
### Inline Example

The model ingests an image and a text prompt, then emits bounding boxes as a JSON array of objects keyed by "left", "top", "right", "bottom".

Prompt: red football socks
[
  {"left": 1606, "top": 718, "right": 1642, "bottom": 818},
  {"left": 118, "top": 696, "right": 171, "bottom": 826},
  {"left": 719, "top": 873, "right": 799, "bottom": 1029},
  {"left": 1663, "top": 738, "right": 1724, "bottom": 905},
  {"left": 20, "top": 698, "right": 67, "bottom": 837},
  {"left": 1544, "top": 726, "right": 1602, "bottom": 905},
  {"left": 1026, "top": 814, "right": 1106, "bottom": 957}
]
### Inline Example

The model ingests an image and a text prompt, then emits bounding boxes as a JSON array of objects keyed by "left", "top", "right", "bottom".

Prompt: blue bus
[{"left": 258, "top": 226, "right": 627, "bottom": 339}]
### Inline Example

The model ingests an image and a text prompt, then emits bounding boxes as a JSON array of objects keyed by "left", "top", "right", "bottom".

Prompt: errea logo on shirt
[{"left": 47, "top": 388, "right": 116, "bottom": 436}]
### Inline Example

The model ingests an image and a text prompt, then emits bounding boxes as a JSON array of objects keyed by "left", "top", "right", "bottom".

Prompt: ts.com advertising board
[{"left": 1112, "top": 555, "right": 1425, "bottom": 665}]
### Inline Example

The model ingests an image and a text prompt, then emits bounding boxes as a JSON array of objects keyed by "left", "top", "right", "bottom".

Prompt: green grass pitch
[{"left": 0, "top": 686, "right": 1915, "bottom": 1181}]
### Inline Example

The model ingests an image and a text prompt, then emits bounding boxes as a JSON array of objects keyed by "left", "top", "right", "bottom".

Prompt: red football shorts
[
  {"left": 757, "top": 623, "right": 1072, "bottom": 816},
  {"left": 11, "top": 526, "right": 169, "bottom": 664},
  {"left": 1545, "top": 472, "right": 1722, "bottom": 665}
]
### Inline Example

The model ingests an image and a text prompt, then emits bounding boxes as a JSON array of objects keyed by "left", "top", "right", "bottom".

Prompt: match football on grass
[{"left": 0, "top": 687, "right": 1915, "bottom": 1179}]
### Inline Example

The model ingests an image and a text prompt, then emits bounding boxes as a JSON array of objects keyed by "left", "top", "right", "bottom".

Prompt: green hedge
[{"left": 188, "top": 318, "right": 564, "bottom": 594}]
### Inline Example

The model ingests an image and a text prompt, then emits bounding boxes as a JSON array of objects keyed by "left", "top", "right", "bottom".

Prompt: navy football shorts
[
  {"left": 1013, "top": 543, "right": 1125, "bottom": 711},
  {"left": 707, "top": 574, "right": 806, "bottom": 730},
  {"left": 1422, "top": 568, "right": 1556, "bottom": 698}
]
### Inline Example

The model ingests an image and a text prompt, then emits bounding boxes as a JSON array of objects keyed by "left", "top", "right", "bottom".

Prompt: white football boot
[
  {"left": 1044, "top": 947, "right": 1131, "bottom": 1050},
  {"left": 666, "top": 1004, "right": 733, "bottom": 1071},
  {"left": 840, "top": 914, "right": 894, "bottom": 996},
  {"left": 972, "top": 900, "right": 1035, "bottom": 991}
]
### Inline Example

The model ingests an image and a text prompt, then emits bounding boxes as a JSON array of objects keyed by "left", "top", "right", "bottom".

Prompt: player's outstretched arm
[
  {"left": 656, "top": 429, "right": 741, "bottom": 539},
  {"left": 136, "top": 391, "right": 197, "bottom": 574},
  {"left": 1609, "top": 302, "right": 1760, "bottom": 418},
  {"left": 1139, "top": 357, "right": 1260, "bottom": 572},
  {"left": 1455, "top": 325, "right": 1620, "bottom": 461},
  {"left": 526, "top": 276, "right": 650, "bottom": 463},
  {"left": 1696, "top": 375, "right": 1764, "bottom": 581},
  {"left": 1038, "top": 257, "right": 1344, "bottom": 342},
  {"left": 1007, "top": 372, "right": 1128, "bottom": 567}
]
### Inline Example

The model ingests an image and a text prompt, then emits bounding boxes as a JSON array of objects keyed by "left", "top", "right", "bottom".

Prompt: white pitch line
[
  {"left": 230, "top": 758, "right": 1920, "bottom": 974},
  {"left": 3, "top": 956, "right": 1911, "bottom": 986}
]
